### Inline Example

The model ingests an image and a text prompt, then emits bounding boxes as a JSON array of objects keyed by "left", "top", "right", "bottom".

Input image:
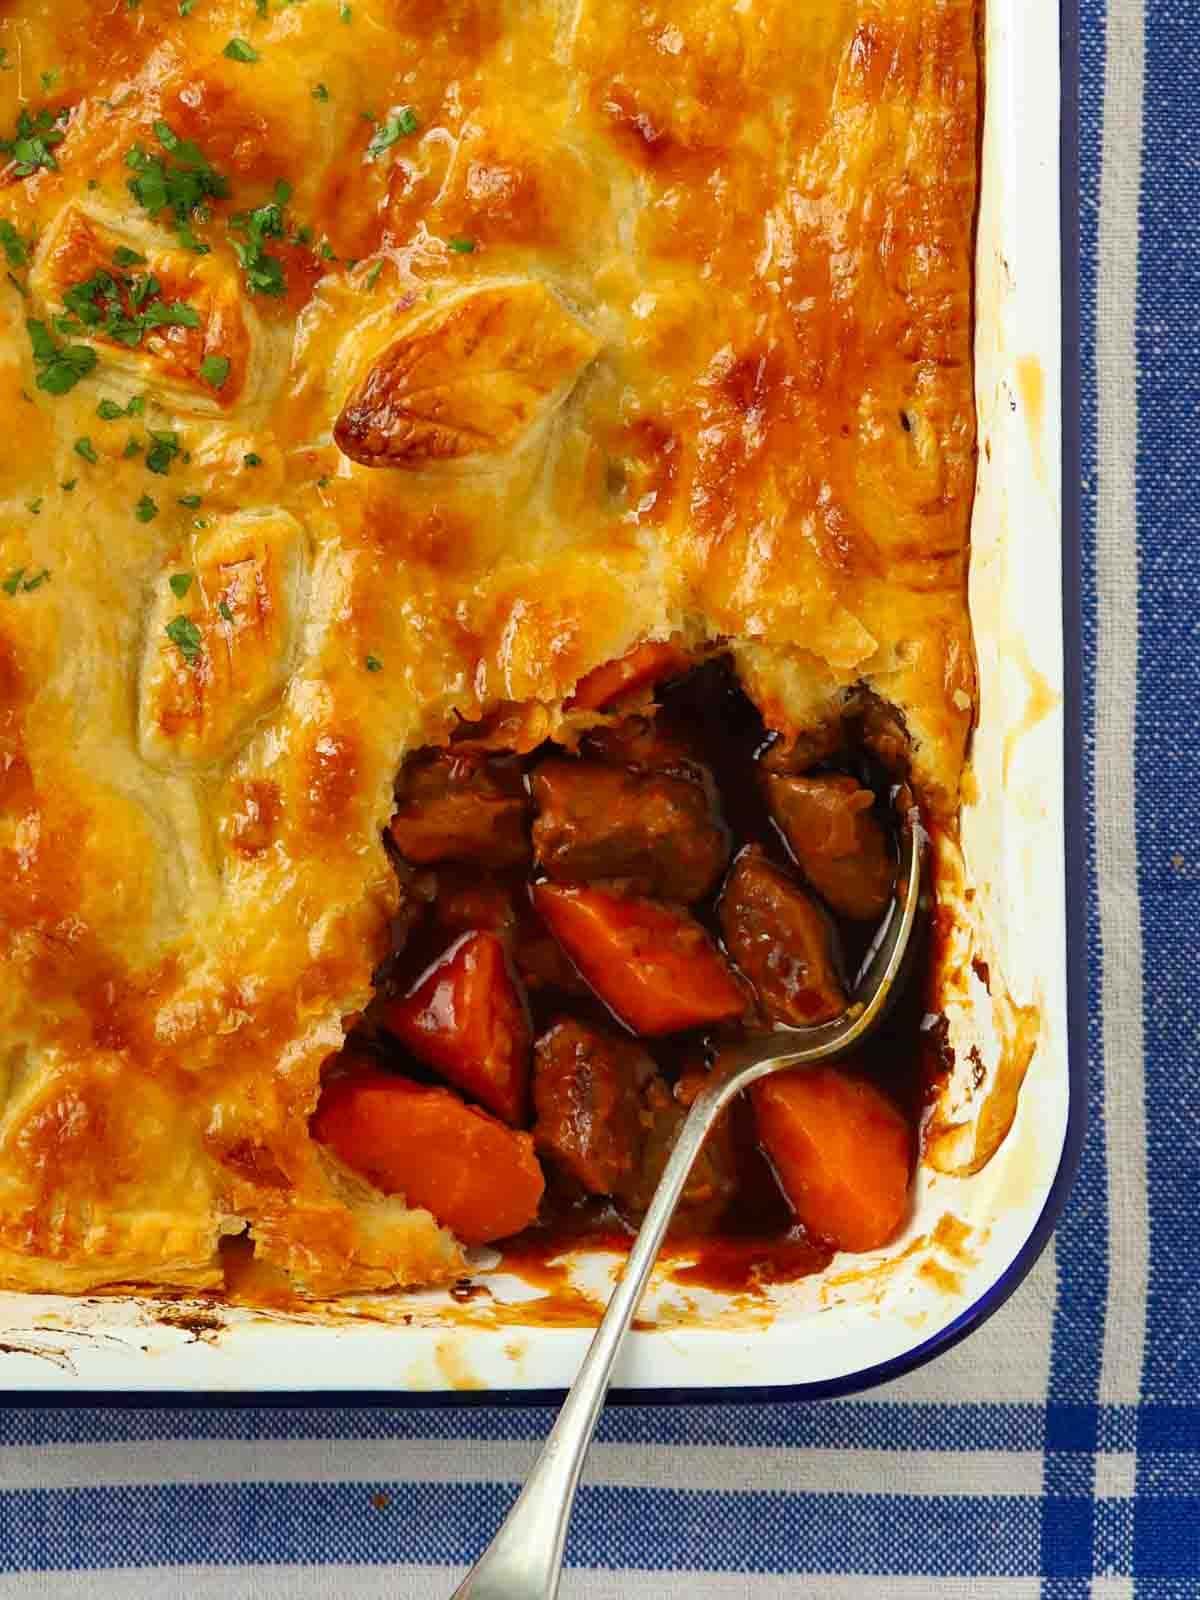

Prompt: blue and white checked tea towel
[{"left": 1, "top": 0, "right": 1195, "bottom": 1593}]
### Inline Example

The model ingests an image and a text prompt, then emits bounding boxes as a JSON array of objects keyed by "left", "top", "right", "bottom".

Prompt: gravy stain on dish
[
  {"left": 819, "top": 1216, "right": 978, "bottom": 1310},
  {"left": 152, "top": 1305, "right": 227, "bottom": 1344},
  {"left": 917, "top": 1257, "right": 963, "bottom": 1296},
  {"left": 820, "top": 1232, "right": 930, "bottom": 1307},
  {"left": 666, "top": 1234, "right": 831, "bottom": 1297},
  {"left": 632, "top": 1298, "right": 700, "bottom": 1332},
  {"left": 931, "top": 1212, "right": 979, "bottom": 1266},
  {"left": 417, "top": 1245, "right": 608, "bottom": 1330},
  {"left": 433, "top": 1231, "right": 801, "bottom": 1333},
  {"left": 502, "top": 1338, "right": 529, "bottom": 1374},
  {"left": 921, "top": 830, "right": 1044, "bottom": 1181},
  {"left": 0, "top": 1335, "right": 77, "bottom": 1372},
  {"left": 434, "top": 1335, "right": 487, "bottom": 1390},
  {"left": 1001, "top": 633, "right": 1062, "bottom": 785},
  {"left": 925, "top": 980, "right": 1043, "bottom": 1178},
  {"left": 1015, "top": 354, "right": 1047, "bottom": 484},
  {"left": 978, "top": 1080, "right": 1052, "bottom": 1220}
]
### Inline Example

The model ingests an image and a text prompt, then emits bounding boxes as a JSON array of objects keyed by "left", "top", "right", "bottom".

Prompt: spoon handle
[
  {"left": 451, "top": 1087, "right": 724, "bottom": 1600},
  {"left": 452, "top": 814, "right": 923, "bottom": 1599}
]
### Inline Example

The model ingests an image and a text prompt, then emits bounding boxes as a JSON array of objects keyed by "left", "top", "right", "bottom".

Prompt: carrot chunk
[
  {"left": 752, "top": 1066, "right": 912, "bottom": 1252},
  {"left": 568, "top": 642, "right": 690, "bottom": 711},
  {"left": 531, "top": 882, "right": 746, "bottom": 1035},
  {"left": 381, "top": 931, "right": 531, "bottom": 1125},
  {"left": 311, "top": 1066, "right": 544, "bottom": 1245}
]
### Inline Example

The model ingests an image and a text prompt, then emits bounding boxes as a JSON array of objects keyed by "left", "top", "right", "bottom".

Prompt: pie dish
[{"left": 0, "top": 0, "right": 998, "bottom": 1309}]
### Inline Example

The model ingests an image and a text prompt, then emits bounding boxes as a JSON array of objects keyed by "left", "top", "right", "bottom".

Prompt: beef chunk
[
  {"left": 846, "top": 690, "right": 911, "bottom": 776},
  {"left": 582, "top": 713, "right": 704, "bottom": 780},
  {"left": 532, "top": 1020, "right": 735, "bottom": 1217},
  {"left": 531, "top": 756, "right": 727, "bottom": 901},
  {"left": 389, "top": 750, "right": 529, "bottom": 868},
  {"left": 533, "top": 1020, "right": 654, "bottom": 1200},
  {"left": 718, "top": 847, "right": 846, "bottom": 1026},
  {"left": 758, "top": 720, "right": 844, "bottom": 776},
  {"left": 765, "top": 773, "right": 895, "bottom": 921},
  {"left": 759, "top": 692, "right": 911, "bottom": 779},
  {"left": 428, "top": 868, "right": 518, "bottom": 941}
]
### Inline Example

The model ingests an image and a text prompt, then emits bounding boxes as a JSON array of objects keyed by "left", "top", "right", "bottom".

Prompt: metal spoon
[{"left": 452, "top": 803, "right": 924, "bottom": 1600}]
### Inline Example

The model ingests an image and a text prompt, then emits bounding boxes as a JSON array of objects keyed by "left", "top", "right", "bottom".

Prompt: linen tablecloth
[{"left": 3, "top": 0, "right": 1195, "bottom": 1593}]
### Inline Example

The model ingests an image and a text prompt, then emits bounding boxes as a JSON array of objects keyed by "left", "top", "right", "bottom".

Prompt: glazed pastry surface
[{"left": 0, "top": 0, "right": 976, "bottom": 1294}]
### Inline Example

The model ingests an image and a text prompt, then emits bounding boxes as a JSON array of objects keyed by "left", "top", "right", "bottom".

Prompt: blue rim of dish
[{"left": 11, "top": 0, "right": 1086, "bottom": 1410}]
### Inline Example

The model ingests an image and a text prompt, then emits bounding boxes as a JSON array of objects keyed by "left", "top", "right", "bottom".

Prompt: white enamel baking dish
[{"left": 0, "top": 0, "right": 1083, "bottom": 1401}]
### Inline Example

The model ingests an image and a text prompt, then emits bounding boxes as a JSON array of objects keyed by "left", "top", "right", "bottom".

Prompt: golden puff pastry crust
[{"left": 0, "top": 0, "right": 977, "bottom": 1296}]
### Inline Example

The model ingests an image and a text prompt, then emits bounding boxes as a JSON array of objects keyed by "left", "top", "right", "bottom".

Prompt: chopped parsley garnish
[
  {"left": 126, "top": 122, "right": 229, "bottom": 254},
  {"left": 179, "top": 0, "right": 196, "bottom": 13},
  {"left": 169, "top": 572, "right": 193, "bottom": 598},
  {"left": 313, "top": 83, "right": 330, "bottom": 102},
  {"left": 26, "top": 498, "right": 42, "bottom": 515},
  {"left": 199, "top": 353, "right": 230, "bottom": 389},
  {"left": 448, "top": 236, "right": 476, "bottom": 253},
  {"left": 73, "top": 436, "right": 98, "bottom": 463},
  {"left": 123, "top": 437, "right": 143, "bottom": 458},
  {"left": 61, "top": 478, "right": 77, "bottom": 492},
  {"left": 365, "top": 108, "right": 419, "bottom": 161},
  {"left": 165, "top": 614, "right": 202, "bottom": 661},
  {"left": 339, "top": 4, "right": 352, "bottom": 21},
  {"left": 40, "top": 69, "right": 60, "bottom": 93},
  {"left": 97, "top": 394, "right": 144, "bottom": 421},
  {"left": 0, "top": 106, "right": 69, "bottom": 177},
  {"left": 26, "top": 318, "right": 97, "bottom": 396},
  {"left": 0, "top": 221, "right": 29, "bottom": 268},
  {"left": 178, "top": 493, "right": 203, "bottom": 509},
  {"left": 57, "top": 263, "right": 199, "bottom": 350},
  {"left": 135, "top": 492, "right": 159, "bottom": 522},
  {"left": 223, "top": 38, "right": 259, "bottom": 63},
  {"left": 243, "top": 451, "right": 263, "bottom": 467},
  {"left": 364, "top": 260, "right": 383, "bottom": 290},
  {"left": 6, "top": 566, "right": 50, "bottom": 593},
  {"left": 230, "top": 182, "right": 289, "bottom": 296},
  {"left": 365, "top": 654, "right": 382, "bottom": 672},
  {"left": 218, "top": 599, "right": 235, "bottom": 623},
  {"left": 112, "top": 245, "right": 146, "bottom": 267},
  {"left": 319, "top": 239, "right": 336, "bottom": 261},
  {"left": 146, "top": 430, "right": 181, "bottom": 475}
]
